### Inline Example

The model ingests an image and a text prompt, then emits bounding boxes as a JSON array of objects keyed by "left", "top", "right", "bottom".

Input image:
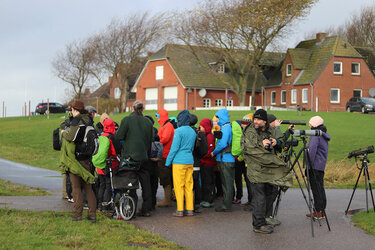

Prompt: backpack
[
  {"left": 194, "top": 130, "right": 208, "bottom": 159},
  {"left": 92, "top": 136, "right": 110, "bottom": 169},
  {"left": 74, "top": 120, "right": 99, "bottom": 159},
  {"left": 53, "top": 128, "right": 61, "bottom": 151},
  {"left": 168, "top": 119, "right": 178, "bottom": 129}
]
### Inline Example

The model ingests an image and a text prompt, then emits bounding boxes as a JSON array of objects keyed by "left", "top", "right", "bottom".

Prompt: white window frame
[
  {"left": 351, "top": 62, "right": 360, "bottom": 75},
  {"left": 215, "top": 99, "right": 223, "bottom": 107},
  {"left": 218, "top": 64, "right": 225, "bottom": 74},
  {"left": 302, "top": 88, "right": 308, "bottom": 104},
  {"left": 330, "top": 88, "right": 340, "bottom": 103},
  {"left": 203, "top": 98, "right": 211, "bottom": 108},
  {"left": 291, "top": 89, "right": 297, "bottom": 104},
  {"left": 226, "top": 99, "right": 233, "bottom": 107},
  {"left": 286, "top": 64, "right": 292, "bottom": 76},
  {"left": 114, "top": 88, "right": 121, "bottom": 99},
  {"left": 155, "top": 66, "right": 164, "bottom": 80},
  {"left": 353, "top": 89, "right": 362, "bottom": 97},
  {"left": 333, "top": 62, "right": 342, "bottom": 75},
  {"left": 271, "top": 91, "right": 276, "bottom": 105},
  {"left": 281, "top": 90, "right": 286, "bottom": 104}
]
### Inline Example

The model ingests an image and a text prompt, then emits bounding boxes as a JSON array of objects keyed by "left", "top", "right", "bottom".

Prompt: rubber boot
[{"left": 157, "top": 185, "right": 172, "bottom": 207}]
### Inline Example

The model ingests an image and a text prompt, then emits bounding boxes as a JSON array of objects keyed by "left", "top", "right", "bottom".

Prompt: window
[
  {"left": 156, "top": 66, "right": 164, "bottom": 80},
  {"left": 286, "top": 64, "right": 292, "bottom": 76},
  {"left": 333, "top": 62, "right": 342, "bottom": 74},
  {"left": 352, "top": 62, "right": 360, "bottom": 75},
  {"left": 281, "top": 90, "right": 286, "bottom": 104},
  {"left": 227, "top": 99, "right": 233, "bottom": 107},
  {"left": 291, "top": 89, "right": 297, "bottom": 104},
  {"left": 203, "top": 98, "right": 211, "bottom": 108},
  {"left": 330, "top": 88, "right": 340, "bottom": 103},
  {"left": 114, "top": 88, "right": 121, "bottom": 99},
  {"left": 271, "top": 91, "right": 276, "bottom": 105},
  {"left": 302, "top": 88, "right": 308, "bottom": 104},
  {"left": 218, "top": 64, "right": 225, "bottom": 74},
  {"left": 215, "top": 99, "right": 223, "bottom": 107},
  {"left": 353, "top": 89, "right": 362, "bottom": 97}
]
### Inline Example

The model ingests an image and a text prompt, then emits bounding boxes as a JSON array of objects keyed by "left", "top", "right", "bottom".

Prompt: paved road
[{"left": 1, "top": 159, "right": 375, "bottom": 249}]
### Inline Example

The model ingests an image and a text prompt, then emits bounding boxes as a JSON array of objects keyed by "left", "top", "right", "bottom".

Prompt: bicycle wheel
[{"left": 119, "top": 193, "right": 136, "bottom": 220}]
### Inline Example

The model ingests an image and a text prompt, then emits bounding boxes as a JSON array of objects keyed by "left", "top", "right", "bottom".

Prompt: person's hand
[
  {"left": 289, "top": 124, "right": 295, "bottom": 131},
  {"left": 263, "top": 139, "right": 271, "bottom": 147},
  {"left": 270, "top": 138, "right": 277, "bottom": 147},
  {"left": 275, "top": 120, "right": 282, "bottom": 127},
  {"left": 211, "top": 152, "right": 214, "bottom": 157},
  {"left": 61, "top": 130, "right": 65, "bottom": 135}
]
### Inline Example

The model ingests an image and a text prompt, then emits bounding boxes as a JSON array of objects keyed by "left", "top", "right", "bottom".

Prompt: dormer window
[
  {"left": 218, "top": 64, "right": 225, "bottom": 74},
  {"left": 286, "top": 64, "right": 292, "bottom": 76},
  {"left": 333, "top": 62, "right": 342, "bottom": 75}
]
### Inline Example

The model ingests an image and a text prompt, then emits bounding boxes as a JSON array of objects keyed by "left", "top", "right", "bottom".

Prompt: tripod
[
  {"left": 345, "top": 153, "right": 375, "bottom": 215},
  {"left": 286, "top": 135, "right": 331, "bottom": 237}
]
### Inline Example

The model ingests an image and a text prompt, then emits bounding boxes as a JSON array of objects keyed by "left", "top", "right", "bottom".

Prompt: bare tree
[
  {"left": 52, "top": 39, "right": 96, "bottom": 100},
  {"left": 91, "top": 12, "right": 166, "bottom": 112},
  {"left": 175, "top": 0, "right": 316, "bottom": 105}
]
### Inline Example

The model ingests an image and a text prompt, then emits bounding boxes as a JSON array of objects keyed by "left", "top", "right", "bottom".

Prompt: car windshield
[{"left": 361, "top": 98, "right": 375, "bottom": 104}]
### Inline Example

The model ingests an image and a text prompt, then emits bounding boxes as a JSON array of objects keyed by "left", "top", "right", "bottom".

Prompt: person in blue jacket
[
  {"left": 211, "top": 109, "right": 235, "bottom": 212},
  {"left": 166, "top": 110, "right": 197, "bottom": 217}
]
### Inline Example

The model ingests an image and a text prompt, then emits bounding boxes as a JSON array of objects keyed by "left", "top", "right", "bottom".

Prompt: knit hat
[
  {"left": 253, "top": 109, "right": 268, "bottom": 122},
  {"left": 267, "top": 114, "right": 277, "bottom": 124},
  {"left": 86, "top": 105, "right": 97, "bottom": 113},
  {"left": 309, "top": 116, "right": 324, "bottom": 128},
  {"left": 100, "top": 113, "right": 109, "bottom": 125},
  {"left": 241, "top": 114, "right": 252, "bottom": 125},
  {"left": 71, "top": 100, "right": 85, "bottom": 113}
]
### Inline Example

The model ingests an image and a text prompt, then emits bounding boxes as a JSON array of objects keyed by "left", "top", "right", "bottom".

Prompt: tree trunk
[
  {"left": 250, "top": 69, "right": 259, "bottom": 106},
  {"left": 123, "top": 78, "right": 129, "bottom": 113}
]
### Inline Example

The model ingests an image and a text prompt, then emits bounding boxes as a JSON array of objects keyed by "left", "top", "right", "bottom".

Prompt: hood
[
  {"left": 215, "top": 109, "right": 230, "bottom": 127},
  {"left": 79, "top": 113, "right": 93, "bottom": 126},
  {"left": 103, "top": 119, "right": 116, "bottom": 135},
  {"left": 199, "top": 118, "right": 212, "bottom": 134},
  {"left": 322, "top": 132, "right": 331, "bottom": 141},
  {"left": 177, "top": 110, "right": 191, "bottom": 127},
  {"left": 156, "top": 109, "right": 169, "bottom": 126},
  {"left": 190, "top": 114, "right": 198, "bottom": 126}
]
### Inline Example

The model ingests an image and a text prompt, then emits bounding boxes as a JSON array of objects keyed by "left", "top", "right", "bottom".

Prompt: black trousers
[
  {"left": 193, "top": 170, "right": 201, "bottom": 205},
  {"left": 214, "top": 170, "right": 223, "bottom": 198},
  {"left": 144, "top": 159, "right": 159, "bottom": 208},
  {"left": 137, "top": 166, "right": 152, "bottom": 213},
  {"left": 309, "top": 169, "right": 326, "bottom": 212},
  {"left": 250, "top": 183, "right": 277, "bottom": 228},
  {"left": 200, "top": 165, "right": 215, "bottom": 203},
  {"left": 234, "top": 160, "right": 252, "bottom": 202}
]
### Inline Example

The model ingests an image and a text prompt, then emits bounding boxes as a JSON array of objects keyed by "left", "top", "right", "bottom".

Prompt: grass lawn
[
  {"left": 0, "top": 110, "right": 374, "bottom": 186},
  {"left": 0, "top": 208, "right": 182, "bottom": 249},
  {"left": 0, "top": 179, "right": 50, "bottom": 196},
  {"left": 352, "top": 209, "right": 375, "bottom": 236}
]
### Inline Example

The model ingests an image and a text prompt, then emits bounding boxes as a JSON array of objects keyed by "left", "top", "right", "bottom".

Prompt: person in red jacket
[
  {"left": 199, "top": 118, "right": 216, "bottom": 208},
  {"left": 156, "top": 109, "right": 175, "bottom": 207}
]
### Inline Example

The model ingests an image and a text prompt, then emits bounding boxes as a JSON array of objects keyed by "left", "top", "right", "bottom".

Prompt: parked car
[
  {"left": 35, "top": 102, "right": 67, "bottom": 114},
  {"left": 346, "top": 97, "right": 375, "bottom": 113}
]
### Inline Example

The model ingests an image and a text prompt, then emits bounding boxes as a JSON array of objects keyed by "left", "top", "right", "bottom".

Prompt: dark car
[
  {"left": 346, "top": 97, "right": 375, "bottom": 113},
  {"left": 35, "top": 102, "right": 67, "bottom": 114}
]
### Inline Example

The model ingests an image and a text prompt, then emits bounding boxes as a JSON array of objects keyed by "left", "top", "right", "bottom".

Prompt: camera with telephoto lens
[
  {"left": 292, "top": 130, "right": 322, "bottom": 137},
  {"left": 265, "top": 137, "right": 274, "bottom": 151},
  {"left": 280, "top": 120, "right": 306, "bottom": 125},
  {"left": 347, "top": 145, "right": 374, "bottom": 159}
]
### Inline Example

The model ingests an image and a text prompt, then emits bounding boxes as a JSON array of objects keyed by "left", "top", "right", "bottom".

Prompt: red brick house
[
  {"left": 264, "top": 33, "right": 375, "bottom": 112},
  {"left": 130, "top": 44, "right": 283, "bottom": 111}
]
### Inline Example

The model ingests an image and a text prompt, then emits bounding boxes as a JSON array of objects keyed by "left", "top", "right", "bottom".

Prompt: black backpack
[
  {"left": 74, "top": 120, "right": 99, "bottom": 159},
  {"left": 194, "top": 130, "right": 208, "bottom": 159},
  {"left": 52, "top": 128, "right": 61, "bottom": 151},
  {"left": 168, "top": 119, "right": 178, "bottom": 129}
]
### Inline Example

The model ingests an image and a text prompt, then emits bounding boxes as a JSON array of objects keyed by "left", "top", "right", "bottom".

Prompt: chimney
[
  {"left": 84, "top": 88, "right": 91, "bottom": 96},
  {"left": 147, "top": 52, "right": 153, "bottom": 58},
  {"left": 316, "top": 33, "right": 328, "bottom": 43}
]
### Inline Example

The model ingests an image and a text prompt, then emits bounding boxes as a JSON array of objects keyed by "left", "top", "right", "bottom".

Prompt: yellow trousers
[{"left": 173, "top": 164, "right": 194, "bottom": 211}]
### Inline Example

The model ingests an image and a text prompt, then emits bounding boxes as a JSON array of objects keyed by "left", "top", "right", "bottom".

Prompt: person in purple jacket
[{"left": 306, "top": 116, "right": 331, "bottom": 219}]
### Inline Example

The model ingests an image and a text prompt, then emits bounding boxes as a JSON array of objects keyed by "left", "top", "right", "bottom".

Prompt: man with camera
[{"left": 241, "top": 109, "right": 292, "bottom": 234}]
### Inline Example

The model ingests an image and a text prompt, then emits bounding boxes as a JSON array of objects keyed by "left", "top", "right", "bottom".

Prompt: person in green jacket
[
  {"left": 115, "top": 100, "right": 153, "bottom": 217},
  {"left": 60, "top": 100, "right": 97, "bottom": 223},
  {"left": 241, "top": 109, "right": 292, "bottom": 234}
]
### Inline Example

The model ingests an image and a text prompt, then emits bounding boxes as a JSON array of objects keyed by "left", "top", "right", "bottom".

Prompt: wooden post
[
  {"left": 24, "top": 102, "right": 27, "bottom": 117},
  {"left": 28, "top": 100, "right": 31, "bottom": 120},
  {"left": 225, "top": 88, "right": 228, "bottom": 108},
  {"left": 2, "top": 101, "right": 4, "bottom": 118},
  {"left": 96, "top": 97, "right": 99, "bottom": 114},
  {"left": 47, "top": 98, "right": 50, "bottom": 119},
  {"left": 194, "top": 88, "right": 197, "bottom": 111}
]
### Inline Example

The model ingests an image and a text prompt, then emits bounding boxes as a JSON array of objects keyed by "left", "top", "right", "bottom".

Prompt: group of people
[{"left": 59, "top": 99, "right": 330, "bottom": 234}]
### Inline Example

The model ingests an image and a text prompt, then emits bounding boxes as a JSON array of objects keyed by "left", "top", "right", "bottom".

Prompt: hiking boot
[
  {"left": 173, "top": 211, "right": 184, "bottom": 217},
  {"left": 253, "top": 225, "right": 274, "bottom": 234},
  {"left": 266, "top": 216, "right": 281, "bottom": 226},
  {"left": 243, "top": 204, "right": 253, "bottom": 212},
  {"left": 157, "top": 185, "right": 172, "bottom": 207},
  {"left": 215, "top": 206, "right": 231, "bottom": 212},
  {"left": 200, "top": 201, "right": 214, "bottom": 208},
  {"left": 232, "top": 198, "right": 241, "bottom": 204},
  {"left": 71, "top": 216, "right": 82, "bottom": 221},
  {"left": 86, "top": 216, "right": 96, "bottom": 223},
  {"left": 137, "top": 211, "right": 151, "bottom": 217},
  {"left": 306, "top": 211, "right": 318, "bottom": 218},
  {"left": 67, "top": 198, "right": 74, "bottom": 203},
  {"left": 315, "top": 211, "right": 326, "bottom": 219},
  {"left": 185, "top": 210, "right": 194, "bottom": 216}
]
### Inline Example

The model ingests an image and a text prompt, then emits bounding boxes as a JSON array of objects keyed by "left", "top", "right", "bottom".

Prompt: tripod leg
[
  {"left": 273, "top": 188, "right": 282, "bottom": 217},
  {"left": 364, "top": 166, "right": 369, "bottom": 213},
  {"left": 345, "top": 166, "right": 363, "bottom": 215},
  {"left": 304, "top": 148, "right": 315, "bottom": 237},
  {"left": 365, "top": 166, "right": 375, "bottom": 212},
  {"left": 292, "top": 167, "right": 310, "bottom": 209}
]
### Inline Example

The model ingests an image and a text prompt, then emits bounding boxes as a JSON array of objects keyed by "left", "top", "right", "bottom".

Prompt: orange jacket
[{"left": 157, "top": 109, "right": 175, "bottom": 159}]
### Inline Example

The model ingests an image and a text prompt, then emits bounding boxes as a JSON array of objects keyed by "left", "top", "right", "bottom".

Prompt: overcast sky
[{"left": 0, "top": 0, "right": 374, "bottom": 117}]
